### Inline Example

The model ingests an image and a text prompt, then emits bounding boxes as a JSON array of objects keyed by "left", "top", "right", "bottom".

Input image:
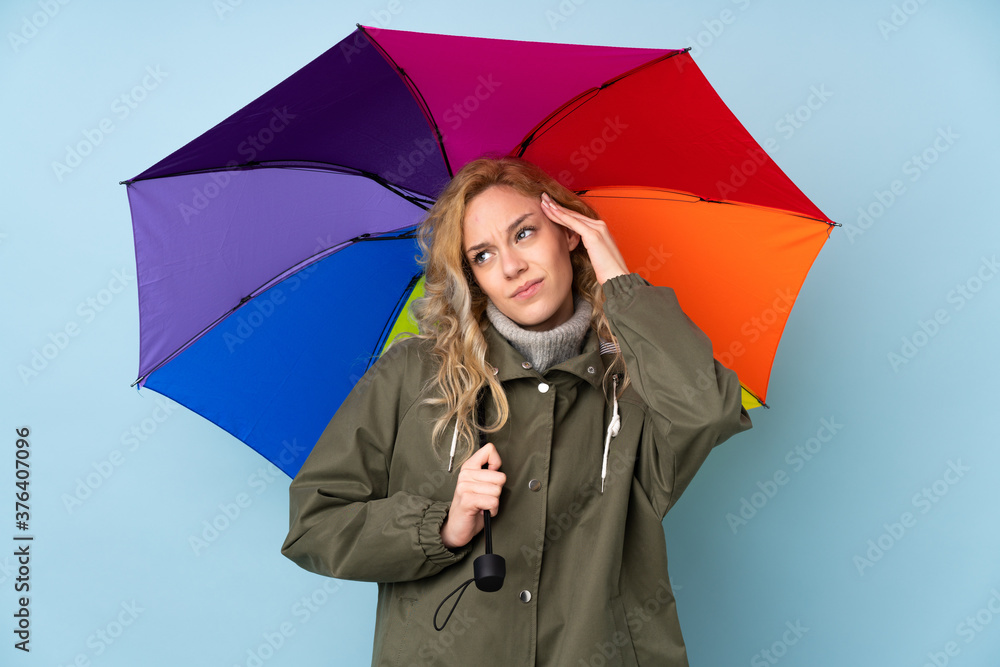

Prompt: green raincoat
[{"left": 282, "top": 273, "right": 752, "bottom": 666}]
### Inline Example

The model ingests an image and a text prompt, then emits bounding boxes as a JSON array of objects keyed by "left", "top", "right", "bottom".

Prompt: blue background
[{"left": 2, "top": 0, "right": 998, "bottom": 664}]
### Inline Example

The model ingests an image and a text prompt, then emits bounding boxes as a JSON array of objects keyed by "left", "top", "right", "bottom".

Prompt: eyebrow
[{"left": 465, "top": 212, "right": 533, "bottom": 256}]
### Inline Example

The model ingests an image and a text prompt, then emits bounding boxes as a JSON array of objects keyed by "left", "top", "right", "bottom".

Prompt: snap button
[
  {"left": 521, "top": 361, "right": 532, "bottom": 369},
  {"left": 538, "top": 383, "right": 549, "bottom": 393},
  {"left": 587, "top": 366, "right": 596, "bottom": 374},
  {"left": 528, "top": 479, "right": 541, "bottom": 491},
  {"left": 519, "top": 590, "right": 532, "bottom": 603}
]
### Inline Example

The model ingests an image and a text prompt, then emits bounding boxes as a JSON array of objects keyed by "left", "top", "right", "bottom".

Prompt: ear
[{"left": 561, "top": 224, "right": 581, "bottom": 252}]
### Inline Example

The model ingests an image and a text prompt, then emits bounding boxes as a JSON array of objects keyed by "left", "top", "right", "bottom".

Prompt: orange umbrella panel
[{"left": 581, "top": 187, "right": 833, "bottom": 409}]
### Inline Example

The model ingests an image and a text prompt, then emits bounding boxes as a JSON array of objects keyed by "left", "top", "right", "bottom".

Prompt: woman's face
[{"left": 462, "top": 185, "right": 580, "bottom": 332}]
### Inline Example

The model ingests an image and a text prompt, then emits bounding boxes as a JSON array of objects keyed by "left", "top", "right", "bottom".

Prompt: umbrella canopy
[{"left": 124, "top": 25, "right": 834, "bottom": 477}]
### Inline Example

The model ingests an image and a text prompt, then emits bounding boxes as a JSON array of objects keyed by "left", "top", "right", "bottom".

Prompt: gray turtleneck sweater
[{"left": 485, "top": 297, "right": 593, "bottom": 373}]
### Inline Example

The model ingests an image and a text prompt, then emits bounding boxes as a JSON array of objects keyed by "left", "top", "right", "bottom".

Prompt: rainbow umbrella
[{"left": 122, "top": 25, "right": 834, "bottom": 477}]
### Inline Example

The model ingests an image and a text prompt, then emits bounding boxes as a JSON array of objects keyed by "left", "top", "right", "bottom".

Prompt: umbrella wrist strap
[{"left": 433, "top": 577, "right": 475, "bottom": 631}]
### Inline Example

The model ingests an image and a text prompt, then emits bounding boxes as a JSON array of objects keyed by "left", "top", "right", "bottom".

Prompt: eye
[
  {"left": 515, "top": 226, "right": 536, "bottom": 242},
  {"left": 472, "top": 249, "right": 493, "bottom": 265}
]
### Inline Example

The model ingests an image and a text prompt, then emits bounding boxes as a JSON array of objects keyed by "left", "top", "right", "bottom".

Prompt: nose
[{"left": 499, "top": 248, "right": 527, "bottom": 280}]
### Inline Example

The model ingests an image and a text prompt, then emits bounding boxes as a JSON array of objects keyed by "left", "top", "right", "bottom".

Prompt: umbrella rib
[
  {"left": 357, "top": 24, "right": 453, "bottom": 179},
  {"left": 579, "top": 189, "right": 841, "bottom": 227},
  {"left": 600, "top": 47, "right": 691, "bottom": 88},
  {"left": 514, "top": 90, "right": 600, "bottom": 155},
  {"left": 231, "top": 227, "right": 419, "bottom": 301},
  {"left": 514, "top": 48, "right": 691, "bottom": 156},
  {"left": 121, "top": 162, "right": 283, "bottom": 186},
  {"left": 132, "top": 300, "right": 248, "bottom": 388},
  {"left": 365, "top": 172, "right": 434, "bottom": 211},
  {"left": 743, "top": 384, "right": 768, "bottom": 409},
  {"left": 132, "top": 227, "right": 420, "bottom": 388},
  {"left": 121, "top": 160, "right": 435, "bottom": 209},
  {"left": 366, "top": 271, "right": 424, "bottom": 372}
]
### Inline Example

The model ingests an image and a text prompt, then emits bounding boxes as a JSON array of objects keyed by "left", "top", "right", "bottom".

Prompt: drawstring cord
[
  {"left": 434, "top": 577, "right": 476, "bottom": 631},
  {"left": 601, "top": 374, "right": 621, "bottom": 493},
  {"left": 447, "top": 422, "right": 458, "bottom": 472}
]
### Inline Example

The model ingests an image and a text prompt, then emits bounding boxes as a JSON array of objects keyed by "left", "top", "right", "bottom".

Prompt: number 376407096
[{"left": 15, "top": 427, "right": 30, "bottom": 531}]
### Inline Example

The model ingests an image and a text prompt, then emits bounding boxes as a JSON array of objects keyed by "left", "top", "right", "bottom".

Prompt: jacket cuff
[
  {"left": 602, "top": 272, "right": 652, "bottom": 302},
  {"left": 418, "top": 501, "right": 472, "bottom": 567}
]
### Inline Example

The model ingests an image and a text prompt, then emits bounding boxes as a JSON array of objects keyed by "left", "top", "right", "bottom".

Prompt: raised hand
[{"left": 540, "top": 191, "right": 629, "bottom": 285}]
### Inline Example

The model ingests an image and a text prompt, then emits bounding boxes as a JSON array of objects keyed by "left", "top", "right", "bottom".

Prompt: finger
[
  {"left": 482, "top": 442, "right": 503, "bottom": 471},
  {"left": 459, "top": 470, "right": 507, "bottom": 487},
  {"left": 466, "top": 492, "right": 501, "bottom": 517},
  {"left": 463, "top": 442, "right": 502, "bottom": 471},
  {"left": 542, "top": 195, "right": 629, "bottom": 280},
  {"left": 540, "top": 193, "right": 595, "bottom": 231},
  {"left": 541, "top": 197, "right": 621, "bottom": 251},
  {"left": 453, "top": 488, "right": 501, "bottom": 516},
  {"left": 461, "top": 445, "right": 486, "bottom": 471},
  {"left": 540, "top": 192, "right": 608, "bottom": 228},
  {"left": 455, "top": 475, "right": 506, "bottom": 498}
]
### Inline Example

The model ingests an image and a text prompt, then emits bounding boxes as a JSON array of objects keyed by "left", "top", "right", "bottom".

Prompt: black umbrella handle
[
  {"left": 482, "top": 490, "right": 494, "bottom": 554},
  {"left": 474, "top": 388, "right": 505, "bottom": 593}
]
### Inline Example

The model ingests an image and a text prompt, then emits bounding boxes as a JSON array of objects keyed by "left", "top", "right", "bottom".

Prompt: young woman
[{"left": 282, "top": 157, "right": 752, "bottom": 666}]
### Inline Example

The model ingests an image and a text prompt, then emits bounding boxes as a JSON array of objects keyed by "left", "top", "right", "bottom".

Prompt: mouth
[{"left": 511, "top": 278, "right": 543, "bottom": 299}]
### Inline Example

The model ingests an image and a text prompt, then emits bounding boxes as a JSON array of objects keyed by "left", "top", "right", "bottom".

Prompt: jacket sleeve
[
  {"left": 602, "top": 273, "right": 752, "bottom": 518},
  {"left": 281, "top": 340, "right": 472, "bottom": 582}
]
